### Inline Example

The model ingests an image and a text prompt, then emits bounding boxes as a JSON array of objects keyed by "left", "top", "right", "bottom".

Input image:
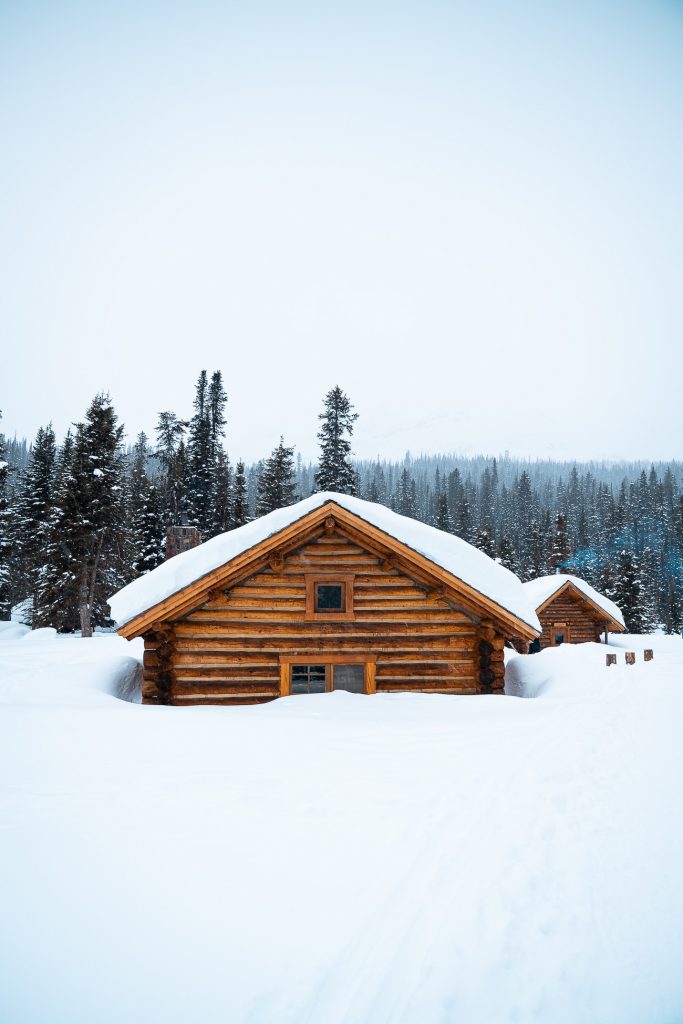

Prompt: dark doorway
[{"left": 333, "top": 664, "right": 365, "bottom": 693}]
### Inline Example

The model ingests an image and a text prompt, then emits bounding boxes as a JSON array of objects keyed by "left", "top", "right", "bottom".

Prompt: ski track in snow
[{"left": 0, "top": 626, "right": 682, "bottom": 1024}]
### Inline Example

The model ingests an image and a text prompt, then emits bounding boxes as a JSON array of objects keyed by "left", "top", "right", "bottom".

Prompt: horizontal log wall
[
  {"left": 538, "top": 591, "right": 605, "bottom": 649},
  {"left": 150, "top": 530, "right": 481, "bottom": 705}
]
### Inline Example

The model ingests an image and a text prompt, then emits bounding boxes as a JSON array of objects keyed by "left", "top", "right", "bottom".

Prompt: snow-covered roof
[
  {"left": 109, "top": 493, "right": 541, "bottom": 633},
  {"left": 523, "top": 574, "right": 625, "bottom": 628}
]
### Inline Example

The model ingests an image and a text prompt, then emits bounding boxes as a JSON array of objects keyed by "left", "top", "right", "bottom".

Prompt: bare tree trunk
[{"left": 79, "top": 535, "right": 104, "bottom": 638}]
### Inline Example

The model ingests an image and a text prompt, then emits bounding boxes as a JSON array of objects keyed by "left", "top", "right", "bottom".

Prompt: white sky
[{"left": 1, "top": 0, "right": 682, "bottom": 462}]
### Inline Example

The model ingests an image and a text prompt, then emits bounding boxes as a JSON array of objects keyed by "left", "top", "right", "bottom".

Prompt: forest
[{"left": 1, "top": 372, "right": 681, "bottom": 636}]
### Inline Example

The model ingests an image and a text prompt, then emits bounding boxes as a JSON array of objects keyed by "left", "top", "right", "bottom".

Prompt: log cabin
[
  {"left": 523, "top": 574, "right": 625, "bottom": 652},
  {"left": 109, "top": 494, "right": 541, "bottom": 705}
]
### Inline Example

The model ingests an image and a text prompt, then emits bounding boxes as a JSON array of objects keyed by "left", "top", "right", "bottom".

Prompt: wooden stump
[
  {"left": 644, "top": 649, "right": 654, "bottom": 662},
  {"left": 625, "top": 651, "right": 636, "bottom": 665},
  {"left": 606, "top": 653, "right": 616, "bottom": 667}
]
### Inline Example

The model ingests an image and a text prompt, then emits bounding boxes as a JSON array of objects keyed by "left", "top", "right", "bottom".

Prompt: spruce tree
[
  {"left": 232, "top": 460, "right": 248, "bottom": 527},
  {"left": 497, "top": 534, "right": 518, "bottom": 574},
  {"left": 612, "top": 549, "right": 644, "bottom": 633},
  {"left": 186, "top": 370, "right": 215, "bottom": 535},
  {"left": 213, "top": 448, "right": 232, "bottom": 534},
  {"left": 664, "top": 579, "right": 682, "bottom": 635},
  {"left": 74, "top": 395, "right": 128, "bottom": 634},
  {"left": 314, "top": 386, "right": 358, "bottom": 494},
  {"left": 548, "top": 512, "right": 570, "bottom": 573},
  {"left": 126, "top": 432, "right": 166, "bottom": 577},
  {"left": 0, "top": 412, "right": 11, "bottom": 618},
  {"left": 39, "top": 397, "right": 127, "bottom": 635},
  {"left": 473, "top": 525, "right": 496, "bottom": 558},
  {"left": 257, "top": 438, "right": 298, "bottom": 515},
  {"left": 155, "top": 411, "right": 188, "bottom": 522},
  {"left": 12, "top": 424, "right": 57, "bottom": 616},
  {"left": 132, "top": 480, "right": 166, "bottom": 575},
  {"left": 434, "top": 491, "right": 452, "bottom": 532},
  {"left": 526, "top": 519, "right": 547, "bottom": 581},
  {"left": 35, "top": 431, "right": 81, "bottom": 631},
  {"left": 396, "top": 468, "right": 417, "bottom": 517}
]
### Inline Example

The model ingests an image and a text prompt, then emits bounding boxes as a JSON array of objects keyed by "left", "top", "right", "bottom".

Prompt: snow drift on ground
[
  {"left": 523, "top": 573, "right": 625, "bottom": 627},
  {"left": 1, "top": 627, "right": 682, "bottom": 1024},
  {"left": 108, "top": 492, "right": 540, "bottom": 632}
]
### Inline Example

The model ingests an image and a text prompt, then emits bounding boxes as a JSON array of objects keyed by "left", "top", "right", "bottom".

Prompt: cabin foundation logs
[
  {"left": 477, "top": 620, "right": 505, "bottom": 694},
  {"left": 142, "top": 624, "right": 176, "bottom": 704}
]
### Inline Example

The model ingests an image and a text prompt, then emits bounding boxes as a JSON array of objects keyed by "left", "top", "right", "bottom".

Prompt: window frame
[
  {"left": 305, "top": 574, "right": 355, "bottom": 621},
  {"left": 279, "top": 654, "right": 376, "bottom": 696},
  {"left": 551, "top": 622, "right": 570, "bottom": 646}
]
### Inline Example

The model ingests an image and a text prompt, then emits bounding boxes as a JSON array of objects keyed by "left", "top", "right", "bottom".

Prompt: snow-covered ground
[{"left": 1, "top": 624, "right": 682, "bottom": 1024}]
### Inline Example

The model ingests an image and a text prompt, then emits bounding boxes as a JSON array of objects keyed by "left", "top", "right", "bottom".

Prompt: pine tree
[
  {"left": 132, "top": 480, "right": 166, "bottom": 576},
  {"left": 473, "top": 525, "right": 496, "bottom": 558},
  {"left": 34, "top": 431, "right": 81, "bottom": 631},
  {"left": 434, "top": 491, "right": 452, "bottom": 532},
  {"left": 232, "top": 460, "right": 248, "bottom": 527},
  {"left": 664, "top": 579, "right": 682, "bottom": 635},
  {"left": 497, "top": 534, "right": 518, "bottom": 573},
  {"left": 396, "top": 467, "right": 417, "bottom": 517},
  {"left": 186, "top": 370, "right": 215, "bottom": 535},
  {"left": 74, "top": 395, "right": 128, "bottom": 634},
  {"left": 0, "top": 411, "right": 11, "bottom": 618},
  {"left": 257, "top": 438, "right": 298, "bottom": 515},
  {"left": 612, "top": 549, "right": 644, "bottom": 633},
  {"left": 39, "top": 396, "right": 127, "bottom": 635},
  {"left": 314, "top": 386, "right": 358, "bottom": 494},
  {"left": 213, "top": 448, "right": 232, "bottom": 534},
  {"left": 526, "top": 519, "right": 547, "bottom": 581},
  {"left": 155, "top": 411, "right": 188, "bottom": 522},
  {"left": 547, "top": 512, "right": 570, "bottom": 573},
  {"left": 11, "top": 424, "right": 57, "bottom": 616}
]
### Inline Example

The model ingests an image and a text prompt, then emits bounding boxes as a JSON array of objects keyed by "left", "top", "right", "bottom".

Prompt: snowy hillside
[{"left": 1, "top": 626, "right": 682, "bottom": 1023}]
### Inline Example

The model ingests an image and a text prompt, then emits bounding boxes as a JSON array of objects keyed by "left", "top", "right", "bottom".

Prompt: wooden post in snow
[
  {"left": 606, "top": 653, "right": 617, "bottom": 667},
  {"left": 644, "top": 649, "right": 654, "bottom": 662},
  {"left": 625, "top": 652, "right": 636, "bottom": 665}
]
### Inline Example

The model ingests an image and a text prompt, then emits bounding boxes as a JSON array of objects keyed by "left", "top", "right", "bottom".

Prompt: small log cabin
[
  {"left": 523, "top": 574, "right": 625, "bottom": 651},
  {"left": 109, "top": 494, "right": 540, "bottom": 705}
]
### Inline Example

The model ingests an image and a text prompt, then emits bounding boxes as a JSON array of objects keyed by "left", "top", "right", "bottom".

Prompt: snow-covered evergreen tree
[
  {"left": 126, "top": 432, "right": 165, "bottom": 577},
  {"left": 232, "top": 460, "right": 248, "bottom": 527},
  {"left": 473, "top": 525, "right": 496, "bottom": 558},
  {"left": 213, "top": 448, "right": 232, "bottom": 535},
  {"left": 434, "top": 491, "right": 452, "bottom": 532},
  {"left": 664, "top": 579, "right": 682, "bottom": 635},
  {"left": 72, "top": 395, "right": 127, "bottom": 634},
  {"left": 0, "top": 411, "right": 11, "bottom": 618},
  {"left": 155, "top": 410, "right": 188, "bottom": 522},
  {"left": 37, "top": 397, "right": 127, "bottom": 635},
  {"left": 497, "top": 534, "right": 518, "bottom": 574},
  {"left": 132, "top": 480, "right": 166, "bottom": 576},
  {"left": 547, "top": 512, "right": 570, "bottom": 573},
  {"left": 186, "top": 370, "right": 214, "bottom": 534},
  {"left": 314, "top": 386, "right": 358, "bottom": 494},
  {"left": 257, "top": 438, "right": 298, "bottom": 515},
  {"left": 11, "top": 424, "right": 57, "bottom": 617},
  {"left": 611, "top": 549, "right": 644, "bottom": 633},
  {"left": 34, "top": 431, "right": 81, "bottom": 631},
  {"left": 396, "top": 468, "right": 417, "bottom": 517}
]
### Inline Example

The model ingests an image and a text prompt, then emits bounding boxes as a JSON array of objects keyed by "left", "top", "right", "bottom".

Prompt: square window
[
  {"left": 315, "top": 583, "right": 344, "bottom": 612},
  {"left": 305, "top": 575, "right": 354, "bottom": 620},
  {"left": 291, "top": 665, "right": 327, "bottom": 694}
]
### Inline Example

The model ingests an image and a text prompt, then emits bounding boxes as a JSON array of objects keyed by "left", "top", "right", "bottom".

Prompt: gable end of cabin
[{"left": 140, "top": 520, "right": 511, "bottom": 705}]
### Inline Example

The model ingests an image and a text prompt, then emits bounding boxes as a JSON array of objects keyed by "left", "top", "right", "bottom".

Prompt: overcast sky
[{"left": 1, "top": 0, "right": 682, "bottom": 463}]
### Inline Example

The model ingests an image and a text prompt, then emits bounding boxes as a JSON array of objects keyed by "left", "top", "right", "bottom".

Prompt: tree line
[{"left": 1, "top": 377, "right": 681, "bottom": 635}]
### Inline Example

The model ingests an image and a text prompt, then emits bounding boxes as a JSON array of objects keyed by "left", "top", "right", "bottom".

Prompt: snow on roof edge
[
  {"left": 523, "top": 574, "right": 625, "bottom": 628},
  {"left": 109, "top": 493, "right": 541, "bottom": 633}
]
